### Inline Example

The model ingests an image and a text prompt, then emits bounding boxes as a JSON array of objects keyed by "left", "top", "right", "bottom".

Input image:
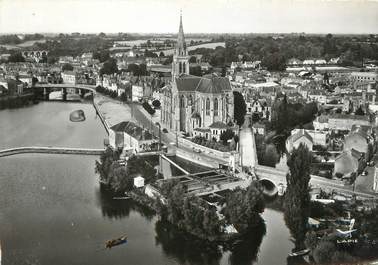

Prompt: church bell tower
[{"left": 172, "top": 11, "right": 190, "bottom": 80}]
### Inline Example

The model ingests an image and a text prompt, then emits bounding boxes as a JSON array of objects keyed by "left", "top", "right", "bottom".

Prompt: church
[{"left": 160, "top": 14, "right": 234, "bottom": 136}]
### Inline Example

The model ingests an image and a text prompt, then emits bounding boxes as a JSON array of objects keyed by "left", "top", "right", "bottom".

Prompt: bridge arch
[{"left": 259, "top": 178, "right": 278, "bottom": 196}]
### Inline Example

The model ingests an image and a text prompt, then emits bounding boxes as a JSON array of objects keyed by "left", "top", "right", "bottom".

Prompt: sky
[{"left": 0, "top": 0, "right": 377, "bottom": 34}]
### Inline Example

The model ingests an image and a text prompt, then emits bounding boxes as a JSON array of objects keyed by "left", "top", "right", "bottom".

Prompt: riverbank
[{"left": 0, "top": 93, "right": 37, "bottom": 110}]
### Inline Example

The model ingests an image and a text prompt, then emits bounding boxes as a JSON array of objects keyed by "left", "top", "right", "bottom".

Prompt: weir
[{"left": 0, "top": 146, "right": 105, "bottom": 158}]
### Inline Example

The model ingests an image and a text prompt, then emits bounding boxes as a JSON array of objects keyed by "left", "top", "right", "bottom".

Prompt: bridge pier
[
  {"left": 62, "top": 88, "right": 67, "bottom": 101},
  {"left": 43, "top": 87, "right": 50, "bottom": 100}
]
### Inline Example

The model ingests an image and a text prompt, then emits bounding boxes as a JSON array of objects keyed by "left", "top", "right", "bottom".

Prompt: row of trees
[
  {"left": 95, "top": 86, "right": 118, "bottom": 98},
  {"left": 0, "top": 33, "right": 44, "bottom": 45},
  {"left": 188, "top": 34, "right": 378, "bottom": 70}
]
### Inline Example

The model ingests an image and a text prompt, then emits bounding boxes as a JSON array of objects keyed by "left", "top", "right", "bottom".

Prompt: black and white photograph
[{"left": 0, "top": 0, "right": 378, "bottom": 264}]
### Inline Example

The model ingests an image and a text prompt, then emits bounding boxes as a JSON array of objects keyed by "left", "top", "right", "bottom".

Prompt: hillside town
[{"left": 1, "top": 5, "right": 378, "bottom": 265}]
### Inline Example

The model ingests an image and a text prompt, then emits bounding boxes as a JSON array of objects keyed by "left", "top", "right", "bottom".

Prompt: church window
[
  {"left": 179, "top": 62, "right": 182, "bottom": 74},
  {"left": 206, "top": 98, "right": 210, "bottom": 115},
  {"left": 180, "top": 95, "right": 185, "bottom": 108},
  {"left": 214, "top": 98, "right": 219, "bottom": 116},
  {"left": 183, "top": 62, "right": 186, "bottom": 73}
]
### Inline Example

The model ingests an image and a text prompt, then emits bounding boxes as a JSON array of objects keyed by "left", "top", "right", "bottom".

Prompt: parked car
[
  {"left": 162, "top": 128, "right": 168, "bottom": 133},
  {"left": 193, "top": 148, "right": 201, "bottom": 153},
  {"left": 362, "top": 171, "right": 368, "bottom": 176},
  {"left": 368, "top": 161, "right": 375, "bottom": 167}
]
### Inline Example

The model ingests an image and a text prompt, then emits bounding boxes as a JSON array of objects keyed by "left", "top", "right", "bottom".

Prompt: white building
[{"left": 109, "top": 121, "right": 156, "bottom": 153}]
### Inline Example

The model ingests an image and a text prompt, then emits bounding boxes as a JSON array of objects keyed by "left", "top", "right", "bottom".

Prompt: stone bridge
[
  {"left": 33, "top": 84, "right": 96, "bottom": 100},
  {"left": 255, "top": 165, "right": 376, "bottom": 199}
]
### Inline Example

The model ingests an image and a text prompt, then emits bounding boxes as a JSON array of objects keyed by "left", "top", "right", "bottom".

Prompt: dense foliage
[
  {"left": 62, "top": 63, "right": 74, "bottom": 71},
  {"left": 190, "top": 34, "right": 378, "bottom": 70},
  {"left": 99, "top": 58, "right": 118, "bottom": 76},
  {"left": 233, "top": 91, "right": 246, "bottom": 126},
  {"left": 0, "top": 94, "right": 36, "bottom": 109},
  {"left": 95, "top": 148, "right": 158, "bottom": 193},
  {"left": 284, "top": 143, "right": 312, "bottom": 248},
  {"left": 271, "top": 95, "right": 318, "bottom": 134},
  {"left": 158, "top": 180, "right": 223, "bottom": 240},
  {"left": 222, "top": 182, "right": 265, "bottom": 233}
]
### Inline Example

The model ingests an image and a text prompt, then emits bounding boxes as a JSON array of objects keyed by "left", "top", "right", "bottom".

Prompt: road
[
  {"left": 128, "top": 103, "right": 229, "bottom": 168},
  {"left": 239, "top": 117, "right": 258, "bottom": 168}
]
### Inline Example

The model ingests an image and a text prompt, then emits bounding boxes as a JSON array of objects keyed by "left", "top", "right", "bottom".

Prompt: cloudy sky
[{"left": 0, "top": 0, "right": 377, "bottom": 34}]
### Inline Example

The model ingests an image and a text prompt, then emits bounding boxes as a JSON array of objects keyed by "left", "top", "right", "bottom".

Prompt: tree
[
  {"left": 95, "top": 147, "right": 120, "bottom": 183},
  {"left": 93, "top": 50, "right": 110, "bottom": 63},
  {"left": 263, "top": 144, "right": 279, "bottom": 167},
  {"left": 222, "top": 181, "right": 265, "bottom": 233},
  {"left": 313, "top": 241, "right": 336, "bottom": 264},
  {"left": 355, "top": 106, "right": 365, "bottom": 115},
  {"left": 62, "top": 63, "right": 74, "bottom": 71},
  {"left": 108, "top": 163, "right": 133, "bottom": 192},
  {"left": 8, "top": 52, "right": 25, "bottom": 63},
  {"left": 284, "top": 143, "right": 312, "bottom": 248},
  {"left": 189, "top": 66, "right": 202, "bottom": 76},
  {"left": 220, "top": 129, "right": 235, "bottom": 145},
  {"left": 189, "top": 56, "right": 197, "bottom": 63},
  {"left": 233, "top": 91, "right": 246, "bottom": 126},
  {"left": 271, "top": 94, "right": 288, "bottom": 133},
  {"left": 100, "top": 58, "right": 118, "bottom": 76},
  {"left": 159, "top": 51, "right": 165, "bottom": 57},
  {"left": 152, "top": 99, "right": 161, "bottom": 109}
]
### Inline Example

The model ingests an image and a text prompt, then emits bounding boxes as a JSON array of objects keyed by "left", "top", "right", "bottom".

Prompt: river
[{"left": 0, "top": 102, "right": 295, "bottom": 265}]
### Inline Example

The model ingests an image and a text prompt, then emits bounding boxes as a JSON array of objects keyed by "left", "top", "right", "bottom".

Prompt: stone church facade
[{"left": 160, "top": 14, "right": 234, "bottom": 135}]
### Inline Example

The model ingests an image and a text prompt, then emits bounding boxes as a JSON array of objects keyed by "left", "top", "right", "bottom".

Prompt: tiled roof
[
  {"left": 288, "top": 129, "right": 313, "bottom": 143},
  {"left": 335, "top": 148, "right": 364, "bottom": 161},
  {"left": 209, "top": 121, "right": 228, "bottom": 129},
  {"left": 194, "top": 127, "right": 211, "bottom": 132},
  {"left": 175, "top": 74, "right": 231, "bottom": 94},
  {"left": 110, "top": 121, "right": 153, "bottom": 141},
  {"left": 329, "top": 114, "right": 370, "bottom": 122}
]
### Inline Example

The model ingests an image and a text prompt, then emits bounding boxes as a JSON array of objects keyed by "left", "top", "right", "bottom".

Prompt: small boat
[
  {"left": 289, "top": 249, "right": 310, "bottom": 257},
  {"left": 105, "top": 236, "right": 127, "bottom": 249}
]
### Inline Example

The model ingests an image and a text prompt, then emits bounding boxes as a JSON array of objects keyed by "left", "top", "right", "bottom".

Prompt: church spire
[{"left": 176, "top": 10, "right": 187, "bottom": 56}]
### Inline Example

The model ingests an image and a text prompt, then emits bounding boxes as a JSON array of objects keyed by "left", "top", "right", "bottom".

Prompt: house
[
  {"left": 208, "top": 121, "right": 237, "bottom": 141},
  {"left": 252, "top": 122, "right": 266, "bottom": 135},
  {"left": 109, "top": 121, "right": 156, "bottom": 153},
  {"left": 351, "top": 72, "right": 378, "bottom": 83},
  {"left": 328, "top": 114, "right": 370, "bottom": 131},
  {"left": 208, "top": 121, "right": 228, "bottom": 141},
  {"left": 334, "top": 149, "right": 365, "bottom": 176},
  {"left": 307, "top": 90, "right": 327, "bottom": 104},
  {"left": 132, "top": 84, "right": 144, "bottom": 102},
  {"left": 246, "top": 98, "right": 271, "bottom": 120},
  {"left": 287, "top": 58, "right": 303, "bottom": 66},
  {"left": 291, "top": 128, "right": 328, "bottom": 146},
  {"left": 61, "top": 71, "right": 77, "bottom": 85},
  {"left": 286, "top": 129, "right": 313, "bottom": 152},
  {"left": 303, "top": 59, "right": 315, "bottom": 65},
  {"left": 344, "top": 125, "right": 373, "bottom": 154}
]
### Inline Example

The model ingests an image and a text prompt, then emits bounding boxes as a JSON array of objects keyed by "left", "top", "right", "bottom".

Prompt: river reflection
[{"left": 95, "top": 184, "right": 155, "bottom": 221}]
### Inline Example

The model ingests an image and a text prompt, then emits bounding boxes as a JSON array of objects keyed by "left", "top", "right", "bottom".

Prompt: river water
[{"left": 0, "top": 102, "right": 295, "bottom": 265}]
